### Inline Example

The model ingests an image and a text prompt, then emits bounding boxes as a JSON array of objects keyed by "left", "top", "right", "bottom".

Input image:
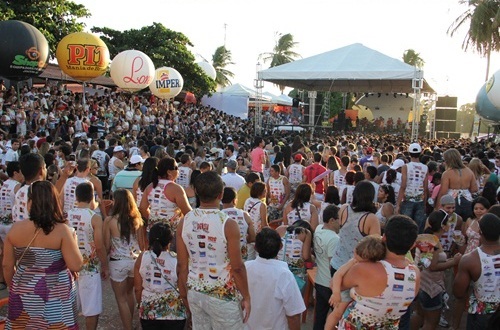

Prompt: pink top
[{"left": 250, "top": 147, "right": 265, "bottom": 173}]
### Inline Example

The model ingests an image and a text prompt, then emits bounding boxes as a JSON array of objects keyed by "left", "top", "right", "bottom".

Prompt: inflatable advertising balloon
[
  {"left": 196, "top": 61, "right": 216, "bottom": 80},
  {"left": 0, "top": 20, "right": 49, "bottom": 80},
  {"left": 110, "top": 50, "right": 155, "bottom": 92},
  {"left": 149, "top": 67, "right": 184, "bottom": 99},
  {"left": 56, "top": 32, "right": 110, "bottom": 81},
  {"left": 485, "top": 69, "right": 500, "bottom": 109}
]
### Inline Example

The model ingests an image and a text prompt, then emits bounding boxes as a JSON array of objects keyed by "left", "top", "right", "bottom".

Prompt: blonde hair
[
  {"left": 468, "top": 158, "right": 484, "bottom": 180},
  {"left": 355, "top": 235, "right": 386, "bottom": 262},
  {"left": 443, "top": 148, "right": 465, "bottom": 170}
]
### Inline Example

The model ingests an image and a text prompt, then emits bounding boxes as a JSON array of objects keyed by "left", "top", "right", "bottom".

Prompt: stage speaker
[
  {"left": 436, "top": 96, "right": 458, "bottom": 109},
  {"left": 435, "top": 121, "right": 456, "bottom": 132},
  {"left": 435, "top": 109, "right": 457, "bottom": 120}
]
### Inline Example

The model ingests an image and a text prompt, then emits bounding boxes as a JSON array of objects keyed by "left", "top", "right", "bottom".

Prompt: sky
[{"left": 74, "top": 0, "right": 499, "bottom": 107}]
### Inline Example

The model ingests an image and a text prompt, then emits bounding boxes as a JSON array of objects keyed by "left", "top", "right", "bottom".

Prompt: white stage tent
[
  {"left": 258, "top": 43, "right": 435, "bottom": 94},
  {"left": 263, "top": 92, "right": 293, "bottom": 106},
  {"left": 201, "top": 83, "right": 271, "bottom": 119}
]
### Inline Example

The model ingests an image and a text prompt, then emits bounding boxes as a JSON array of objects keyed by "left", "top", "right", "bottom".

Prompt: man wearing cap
[
  {"left": 222, "top": 159, "right": 245, "bottom": 191},
  {"left": 108, "top": 146, "right": 125, "bottom": 188},
  {"left": 110, "top": 154, "right": 144, "bottom": 193},
  {"left": 396, "top": 143, "right": 428, "bottom": 233},
  {"left": 286, "top": 154, "right": 305, "bottom": 195}
]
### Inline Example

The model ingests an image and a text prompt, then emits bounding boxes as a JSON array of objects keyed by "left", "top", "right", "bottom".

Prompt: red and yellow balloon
[{"left": 56, "top": 32, "right": 110, "bottom": 81}]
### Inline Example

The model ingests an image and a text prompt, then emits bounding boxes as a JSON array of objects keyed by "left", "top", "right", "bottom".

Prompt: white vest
[
  {"left": 12, "top": 184, "right": 30, "bottom": 222},
  {"left": 222, "top": 207, "right": 248, "bottom": 260},
  {"left": 182, "top": 208, "right": 239, "bottom": 301},
  {"left": 68, "top": 207, "right": 99, "bottom": 274},
  {"left": 176, "top": 166, "right": 191, "bottom": 189},
  {"left": 268, "top": 176, "right": 286, "bottom": 208},
  {"left": 0, "top": 179, "right": 20, "bottom": 223},
  {"left": 288, "top": 163, "right": 304, "bottom": 184},
  {"left": 244, "top": 197, "right": 263, "bottom": 233},
  {"left": 147, "top": 179, "right": 181, "bottom": 232},
  {"left": 404, "top": 162, "right": 428, "bottom": 202},
  {"left": 63, "top": 176, "right": 90, "bottom": 213}
]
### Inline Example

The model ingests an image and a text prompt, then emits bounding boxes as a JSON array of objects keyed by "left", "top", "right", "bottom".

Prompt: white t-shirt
[{"left": 245, "top": 256, "right": 306, "bottom": 330}]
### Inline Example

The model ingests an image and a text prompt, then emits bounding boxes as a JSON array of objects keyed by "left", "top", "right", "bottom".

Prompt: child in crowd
[{"left": 325, "top": 235, "right": 387, "bottom": 329}]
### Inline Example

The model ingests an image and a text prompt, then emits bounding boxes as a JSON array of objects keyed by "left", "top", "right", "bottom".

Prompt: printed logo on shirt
[
  {"left": 392, "top": 284, "right": 404, "bottom": 292},
  {"left": 394, "top": 273, "right": 405, "bottom": 281}
]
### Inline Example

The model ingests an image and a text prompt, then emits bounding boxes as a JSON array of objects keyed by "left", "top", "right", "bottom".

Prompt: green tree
[
  {"left": 261, "top": 32, "right": 300, "bottom": 93},
  {"left": 402, "top": 49, "right": 425, "bottom": 68},
  {"left": 92, "top": 23, "right": 216, "bottom": 97},
  {"left": 448, "top": 0, "right": 500, "bottom": 81},
  {"left": 0, "top": 0, "right": 90, "bottom": 57},
  {"left": 212, "top": 46, "right": 234, "bottom": 88}
]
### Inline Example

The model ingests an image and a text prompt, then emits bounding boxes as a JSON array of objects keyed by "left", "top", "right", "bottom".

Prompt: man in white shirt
[
  {"left": 245, "top": 227, "right": 305, "bottom": 330},
  {"left": 3, "top": 138, "right": 19, "bottom": 166},
  {"left": 222, "top": 160, "right": 245, "bottom": 191}
]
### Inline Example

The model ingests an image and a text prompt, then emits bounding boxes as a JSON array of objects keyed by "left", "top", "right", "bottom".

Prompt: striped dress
[{"left": 7, "top": 247, "right": 78, "bottom": 329}]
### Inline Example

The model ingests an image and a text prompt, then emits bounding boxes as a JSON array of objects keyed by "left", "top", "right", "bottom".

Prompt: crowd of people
[{"left": 0, "top": 82, "right": 499, "bottom": 330}]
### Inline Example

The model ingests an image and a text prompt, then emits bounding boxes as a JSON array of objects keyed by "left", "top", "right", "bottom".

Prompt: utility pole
[{"left": 224, "top": 23, "right": 227, "bottom": 47}]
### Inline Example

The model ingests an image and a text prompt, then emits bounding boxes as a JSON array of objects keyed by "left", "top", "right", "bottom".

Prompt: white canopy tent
[
  {"left": 262, "top": 92, "right": 293, "bottom": 106},
  {"left": 258, "top": 43, "right": 435, "bottom": 93},
  {"left": 201, "top": 83, "right": 272, "bottom": 119}
]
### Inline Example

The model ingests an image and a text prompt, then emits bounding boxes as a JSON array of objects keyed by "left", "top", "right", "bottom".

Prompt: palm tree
[
  {"left": 402, "top": 49, "right": 425, "bottom": 68},
  {"left": 212, "top": 45, "right": 235, "bottom": 88},
  {"left": 448, "top": 0, "right": 500, "bottom": 81},
  {"left": 261, "top": 32, "right": 301, "bottom": 93}
]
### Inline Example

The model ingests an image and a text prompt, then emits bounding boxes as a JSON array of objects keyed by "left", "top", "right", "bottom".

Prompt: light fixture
[{"left": 378, "top": 93, "right": 381, "bottom": 98}]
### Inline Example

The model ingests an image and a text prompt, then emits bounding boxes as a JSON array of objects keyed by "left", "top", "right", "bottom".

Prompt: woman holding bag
[{"left": 3, "top": 181, "right": 83, "bottom": 329}]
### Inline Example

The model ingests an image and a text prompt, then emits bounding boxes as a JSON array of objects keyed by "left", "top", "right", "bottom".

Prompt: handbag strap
[
  {"left": 17, "top": 228, "right": 41, "bottom": 266},
  {"left": 149, "top": 251, "right": 180, "bottom": 293}
]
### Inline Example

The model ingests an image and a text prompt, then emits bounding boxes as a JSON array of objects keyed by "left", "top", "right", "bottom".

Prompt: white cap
[
  {"left": 129, "top": 155, "right": 145, "bottom": 165},
  {"left": 113, "top": 146, "right": 124, "bottom": 152},
  {"left": 408, "top": 143, "right": 422, "bottom": 153},
  {"left": 391, "top": 159, "right": 405, "bottom": 170}
]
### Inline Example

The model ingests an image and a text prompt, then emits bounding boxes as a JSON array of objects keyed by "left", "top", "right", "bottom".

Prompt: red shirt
[{"left": 304, "top": 163, "right": 327, "bottom": 194}]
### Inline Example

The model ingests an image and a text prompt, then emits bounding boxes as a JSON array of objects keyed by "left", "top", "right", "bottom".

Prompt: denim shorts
[{"left": 418, "top": 290, "right": 444, "bottom": 311}]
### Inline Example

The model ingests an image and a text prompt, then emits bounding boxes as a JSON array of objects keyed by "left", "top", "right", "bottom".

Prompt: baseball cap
[
  {"left": 440, "top": 194, "right": 455, "bottom": 206},
  {"left": 113, "top": 146, "right": 124, "bottom": 152},
  {"left": 391, "top": 159, "right": 405, "bottom": 170},
  {"left": 294, "top": 154, "right": 303, "bottom": 162},
  {"left": 129, "top": 155, "right": 145, "bottom": 165},
  {"left": 408, "top": 143, "right": 422, "bottom": 153},
  {"left": 210, "top": 147, "right": 219, "bottom": 154},
  {"left": 366, "top": 147, "right": 373, "bottom": 154},
  {"left": 226, "top": 160, "right": 237, "bottom": 169}
]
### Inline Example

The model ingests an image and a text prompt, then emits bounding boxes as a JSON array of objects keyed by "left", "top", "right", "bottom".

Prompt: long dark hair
[
  {"left": 379, "top": 184, "right": 396, "bottom": 204},
  {"left": 110, "top": 189, "right": 142, "bottom": 243},
  {"left": 291, "top": 183, "right": 312, "bottom": 209},
  {"left": 152, "top": 157, "right": 177, "bottom": 188},
  {"left": 148, "top": 222, "right": 173, "bottom": 257},
  {"left": 28, "top": 181, "right": 65, "bottom": 235},
  {"left": 139, "top": 157, "right": 159, "bottom": 191},
  {"left": 424, "top": 210, "right": 448, "bottom": 234},
  {"left": 351, "top": 181, "right": 376, "bottom": 213}
]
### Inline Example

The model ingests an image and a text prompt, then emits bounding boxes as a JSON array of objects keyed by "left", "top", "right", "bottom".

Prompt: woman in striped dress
[{"left": 3, "top": 181, "right": 83, "bottom": 329}]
